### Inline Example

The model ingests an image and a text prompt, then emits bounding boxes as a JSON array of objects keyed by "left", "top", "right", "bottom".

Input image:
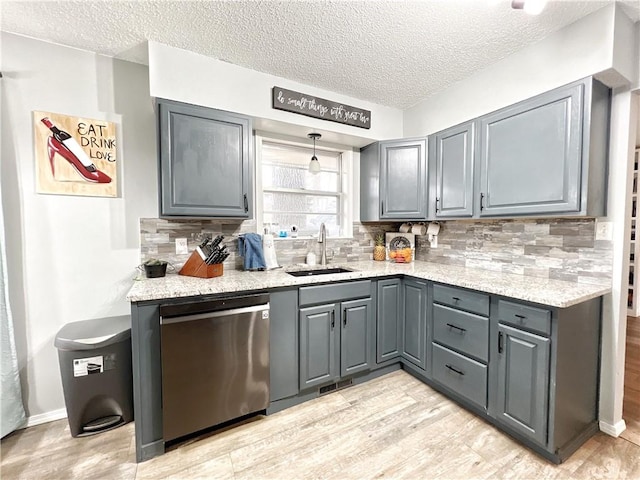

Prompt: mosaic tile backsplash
[
  {"left": 415, "top": 218, "right": 612, "bottom": 285},
  {"left": 139, "top": 219, "right": 400, "bottom": 271},
  {"left": 140, "top": 217, "right": 612, "bottom": 285}
]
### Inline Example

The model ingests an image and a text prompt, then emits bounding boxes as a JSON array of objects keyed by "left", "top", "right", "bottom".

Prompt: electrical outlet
[
  {"left": 429, "top": 235, "right": 438, "bottom": 248},
  {"left": 175, "top": 237, "right": 188, "bottom": 254},
  {"left": 595, "top": 221, "right": 612, "bottom": 241}
]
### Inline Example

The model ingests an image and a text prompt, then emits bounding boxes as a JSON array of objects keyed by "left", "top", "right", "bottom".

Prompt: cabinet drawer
[
  {"left": 433, "top": 304, "right": 488, "bottom": 362},
  {"left": 498, "top": 300, "right": 551, "bottom": 336},
  {"left": 433, "top": 284, "right": 489, "bottom": 316},
  {"left": 299, "top": 281, "right": 372, "bottom": 307},
  {"left": 432, "top": 343, "right": 487, "bottom": 409}
]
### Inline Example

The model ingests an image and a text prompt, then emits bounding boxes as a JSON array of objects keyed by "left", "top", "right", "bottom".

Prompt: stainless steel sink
[{"left": 286, "top": 267, "right": 353, "bottom": 277}]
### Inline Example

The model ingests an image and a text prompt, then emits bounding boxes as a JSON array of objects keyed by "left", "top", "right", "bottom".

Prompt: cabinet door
[
  {"left": 269, "top": 289, "right": 298, "bottom": 402},
  {"left": 380, "top": 139, "right": 427, "bottom": 219},
  {"left": 478, "top": 83, "right": 583, "bottom": 216},
  {"left": 434, "top": 122, "right": 474, "bottom": 218},
  {"left": 496, "top": 323, "right": 550, "bottom": 446},
  {"left": 340, "top": 298, "right": 373, "bottom": 377},
  {"left": 402, "top": 279, "right": 427, "bottom": 370},
  {"left": 376, "top": 279, "right": 403, "bottom": 363},
  {"left": 158, "top": 99, "right": 252, "bottom": 217},
  {"left": 299, "top": 304, "right": 338, "bottom": 390}
]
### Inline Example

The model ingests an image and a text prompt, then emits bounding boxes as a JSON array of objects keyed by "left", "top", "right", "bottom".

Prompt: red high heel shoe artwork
[
  {"left": 42, "top": 117, "right": 111, "bottom": 184},
  {"left": 34, "top": 112, "right": 117, "bottom": 197}
]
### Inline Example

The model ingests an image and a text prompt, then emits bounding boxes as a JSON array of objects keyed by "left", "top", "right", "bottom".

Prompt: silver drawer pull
[
  {"left": 515, "top": 314, "right": 526, "bottom": 320},
  {"left": 445, "top": 364, "right": 465, "bottom": 376},
  {"left": 452, "top": 296, "right": 461, "bottom": 302},
  {"left": 446, "top": 323, "right": 466, "bottom": 334}
]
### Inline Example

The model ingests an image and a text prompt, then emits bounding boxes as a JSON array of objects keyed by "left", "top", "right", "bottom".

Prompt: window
[{"left": 257, "top": 137, "right": 351, "bottom": 238}]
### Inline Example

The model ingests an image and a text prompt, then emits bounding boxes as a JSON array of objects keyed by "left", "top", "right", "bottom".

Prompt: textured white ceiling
[{"left": 1, "top": 1, "right": 638, "bottom": 109}]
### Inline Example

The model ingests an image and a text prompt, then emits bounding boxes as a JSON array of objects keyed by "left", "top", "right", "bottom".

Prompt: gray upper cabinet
[
  {"left": 478, "top": 83, "right": 583, "bottom": 217},
  {"left": 402, "top": 279, "right": 427, "bottom": 370},
  {"left": 157, "top": 99, "right": 252, "bottom": 218},
  {"left": 340, "top": 298, "right": 374, "bottom": 377},
  {"left": 360, "top": 138, "right": 428, "bottom": 221},
  {"left": 376, "top": 279, "right": 403, "bottom": 363},
  {"left": 496, "top": 323, "right": 550, "bottom": 446},
  {"left": 427, "top": 77, "right": 609, "bottom": 219},
  {"left": 433, "top": 122, "right": 475, "bottom": 218},
  {"left": 299, "top": 304, "right": 338, "bottom": 390}
]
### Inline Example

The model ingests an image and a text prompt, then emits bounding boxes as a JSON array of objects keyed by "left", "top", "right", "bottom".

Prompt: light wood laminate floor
[
  {"left": 622, "top": 316, "right": 640, "bottom": 447},
  {"left": 3, "top": 370, "right": 640, "bottom": 479}
]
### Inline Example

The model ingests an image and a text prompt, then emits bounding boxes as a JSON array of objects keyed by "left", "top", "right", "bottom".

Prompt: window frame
[{"left": 255, "top": 132, "right": 353, "bottom": 239}]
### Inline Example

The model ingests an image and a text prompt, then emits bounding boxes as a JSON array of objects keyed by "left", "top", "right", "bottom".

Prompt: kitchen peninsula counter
[{"left": 127, "top": 260, "right": 610, "bottom": 308}]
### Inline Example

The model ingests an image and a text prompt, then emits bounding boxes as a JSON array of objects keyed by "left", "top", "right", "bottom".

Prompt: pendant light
[{"left": 308, "top": 133, "right": 321, "bottom": 174}]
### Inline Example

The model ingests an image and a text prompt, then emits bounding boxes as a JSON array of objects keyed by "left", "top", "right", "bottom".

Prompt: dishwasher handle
[{"left": 161, "top": 303, "right": 269, "bottom": 325}]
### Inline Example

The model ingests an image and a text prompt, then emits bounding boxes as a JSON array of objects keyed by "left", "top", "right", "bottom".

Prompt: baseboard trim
[
  {"left": 24, "top": 408, "right": 67, "bottom": 428},
  {"left": 599, "top": 419, "right": 626, "bottom": 437}
]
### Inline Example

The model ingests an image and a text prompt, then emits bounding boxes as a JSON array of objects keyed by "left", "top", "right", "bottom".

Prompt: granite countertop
[{"left": 126, "top": 260, "right": 610, "bottom": 308}]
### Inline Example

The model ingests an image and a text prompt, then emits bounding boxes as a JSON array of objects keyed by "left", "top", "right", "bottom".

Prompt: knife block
[{"left": 179, "top": 250, "right": 224, "bottom": 278}]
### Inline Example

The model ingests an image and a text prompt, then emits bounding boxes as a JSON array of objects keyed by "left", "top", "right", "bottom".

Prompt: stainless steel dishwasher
[{"left": 159, "top": 294, "right": 270, "bottom": 442}]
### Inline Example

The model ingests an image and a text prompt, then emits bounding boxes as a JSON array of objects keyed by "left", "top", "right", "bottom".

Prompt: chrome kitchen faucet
[{"left": 318, "top": 222, "right": 327, "bottom": 266}]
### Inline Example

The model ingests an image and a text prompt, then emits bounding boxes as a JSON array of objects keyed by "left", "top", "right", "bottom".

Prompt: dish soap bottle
[{"left": 306, "top": 251, "right": 317, "bottom": 266}]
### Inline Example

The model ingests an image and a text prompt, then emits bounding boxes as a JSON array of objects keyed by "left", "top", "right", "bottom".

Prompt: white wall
[
  {"left": 403, "top": 3, "right": 635, "bottom": 137},
  {"left": 401, "top": 4, "right": 639, "bottom": 436},
  {"left": 1, "top": 33, "right": 157, "bottom": 421},
  {"left": 148, "top": 42, "right": 404, "bottom": 147}
]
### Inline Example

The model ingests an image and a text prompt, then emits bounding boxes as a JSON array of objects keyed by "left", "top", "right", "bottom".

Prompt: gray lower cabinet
[
  {"left": 341, "top": 298, "right": 374, "bottom": 377},
  {"left": 430, "top": 284, "right": 490, "bottom": 409},
  {"left": 496, "top": 323, "right": 550, "bottom": 446},
  {"left": 376, "top": 279, "right": 403, "bottom": 363},
  {"left": 157, "top": 98, "right": 252, "bottom": 218},
  {"left": 299, "top": 303, "right": 338, "bottom": 390},
  {"left": 360, "top": 138, "right": 428, "bottom": 221},
  {"left": 432, "top": 122, "right": 475, "bottom": 218},
  {"left": 401, "top": 279, "right": 427, "bottom": 370},
  {"left": 487, "top": 296, "right": 601, "bottom": 461},
  {"left": 269, "top": 289, "right": 299, "bottom": 402},
  {"left": 299, "top": 297, "right": 374, "bottom": 390}
]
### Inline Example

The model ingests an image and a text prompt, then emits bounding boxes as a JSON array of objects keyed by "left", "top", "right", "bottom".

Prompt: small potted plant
[
  {"left": 373, "top": 233, "right": 386, "bottom": 261},
  {"left": 140, "top": 258, "right": 169, "bottom": 278}
]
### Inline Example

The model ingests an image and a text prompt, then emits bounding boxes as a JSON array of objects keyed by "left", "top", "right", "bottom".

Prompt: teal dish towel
[{"left": 238, "top": 233, "right": 267, "bottom": 271}]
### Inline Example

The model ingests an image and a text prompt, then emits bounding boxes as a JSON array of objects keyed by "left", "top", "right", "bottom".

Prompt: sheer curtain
[{"left": 0, "top": 178, "right": 26, "bottom": 437}]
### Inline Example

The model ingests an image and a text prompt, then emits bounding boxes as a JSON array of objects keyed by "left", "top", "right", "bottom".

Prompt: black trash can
[{"left": 54, "top": 315, "right": 134, "bottom": 437}]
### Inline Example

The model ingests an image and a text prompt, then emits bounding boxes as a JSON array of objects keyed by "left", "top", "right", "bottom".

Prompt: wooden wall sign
[
  {"left": 34, "top": 111, "right": 117, "bottom": 197},
  {"left": 272, "top": 86, "right": 371, "bottom": 129}
]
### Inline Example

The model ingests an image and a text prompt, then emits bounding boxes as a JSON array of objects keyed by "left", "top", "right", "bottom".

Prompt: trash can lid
[{"left": 54, "top": 315, "right": 131, "bottom": 351}]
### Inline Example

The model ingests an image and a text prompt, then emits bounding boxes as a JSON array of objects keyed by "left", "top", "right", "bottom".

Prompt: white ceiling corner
[{"left": 1, "top": 0, "right": 638, "bottom": 109}]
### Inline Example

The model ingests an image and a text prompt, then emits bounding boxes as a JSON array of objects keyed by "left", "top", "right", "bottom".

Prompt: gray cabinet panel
[
  {"left": 432, "top": 343, "right": 487, "bottom": 409},
  {"left": 478, "top": 84, "right": 583, "bottom": 216},
  {"left": 360, "top": 138, "right": 427, "bottom": 221},
  {"left": 299, "top": 304, "right": 338, "bottom": 389},
  {"left": 433, "top": 304, "right": 488, "bottom": 362},
  {"left": 130, "top": 303, "right": 163, "bottom": 462},
  {"left": 341, "top": 298, "right": 373, "bottom": 377},
  {"left": 376, "top": 279, "right": 403, "bottom": 363},
  {"left": 158, "top": 99, "right": 252, "bottom": 218},
  {"left": 498, "top": 299, "right": 551, "bottom": 336},
  {"left": 434, "top": 122, "right": 474, "bottom": 217},
  {"left": 496, "top": 323, "right": 550, "bottom": 446},
  {"left": 433, "top": 284, "right": 489, "bottom": 317},
  {"left": 380, "top": 139, "right": 427, "bottom": 219},
  {"left": 402, "top": 279, "right": 427, "bottom": 370},
  {"left": 269, "top": 289, "right": 299, "bottom": 402},
  {"left": 299, "top": 281, "right": 372, "bottom": 307}
]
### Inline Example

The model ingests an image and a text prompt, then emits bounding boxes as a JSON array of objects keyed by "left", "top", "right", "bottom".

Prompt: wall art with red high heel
[{"left": 33, "top": 111, "right": 117, "bottom": 197}]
